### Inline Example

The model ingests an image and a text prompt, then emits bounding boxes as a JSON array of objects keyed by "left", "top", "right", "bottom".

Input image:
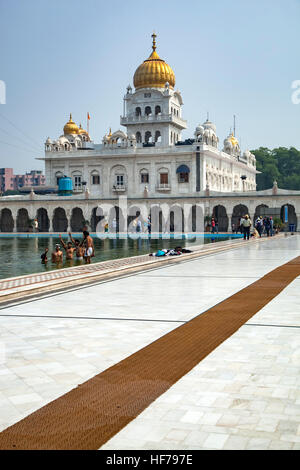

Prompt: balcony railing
[
  {"left": 112, "top": 184, "right": 126, "bottom": 192},
  {"left": 120, "top": 113, "right": 187, "bottom": 128},
  {"left": 156, "top": 183, "right": 171, "bottom": 191},
  {"left": 73, "top": 184, "right": 83, "bottom": 192}
]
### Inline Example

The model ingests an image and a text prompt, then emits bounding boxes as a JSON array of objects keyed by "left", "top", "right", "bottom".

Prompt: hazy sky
[{"left": 0, "top": 0, "right": 299, "bottom": 173}]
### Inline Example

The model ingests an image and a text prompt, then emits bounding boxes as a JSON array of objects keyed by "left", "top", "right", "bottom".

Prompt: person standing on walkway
[
  {"left": 262, "top": 217, "right": 267, "bottom": 235},
  {"left": 255, "top": 216, "right": 263, "bottom": 237},
  {"left": 34, "top": 218, "right": 39, "bottom": 233},
  {"left": 270, "top": 217, "right": 274, "bottom": 236},
  {"left": 265, "top": 217, "right": 271, "bottom": 237},
  {"left": 147, "top": 216, "right": 151, "bottom": 234},
  {"left": 211, "top": 217, "right": 216, "bottom": 234},
  {"left": 242, "top": 214, "right": 252, "bottom": 240},
  {"left": 239, "top": 217, "right": 245, "bottom": 235}
]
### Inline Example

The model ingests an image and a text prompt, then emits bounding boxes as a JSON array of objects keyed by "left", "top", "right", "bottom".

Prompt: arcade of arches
[{"left": 0, "top": 200, "right": 298, "bottom": 232}]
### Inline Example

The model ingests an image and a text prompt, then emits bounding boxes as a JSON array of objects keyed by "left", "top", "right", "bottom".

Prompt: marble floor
[{"left": 0, "top": 234, "right": 299, "bottom": 449}]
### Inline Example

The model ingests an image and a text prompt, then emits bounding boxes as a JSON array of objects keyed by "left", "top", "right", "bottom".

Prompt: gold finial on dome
[
  {"left": 133, "top": 33, "right": 175, "bottom": 90},
  {"left": 229, "top": 132, "right": 239, "bottom": 147},
  {"left": 63, "top": 113, "right": 79, "bottom": 135},
  {"left": 107, "top": 128, "right": 112, "bottom": 141},
  {"left": 151, "top": 31, "right": 157, "bottom": 51}
]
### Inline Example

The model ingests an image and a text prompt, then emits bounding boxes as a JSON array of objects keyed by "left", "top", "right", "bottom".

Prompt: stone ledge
[{"left": 0, "top": 236, "right": 284, "bottom": 306}]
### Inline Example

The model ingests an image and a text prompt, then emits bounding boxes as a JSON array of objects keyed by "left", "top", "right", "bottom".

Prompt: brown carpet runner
[{"left": 0, "top": 256, "right": 300, "bottom": 450}]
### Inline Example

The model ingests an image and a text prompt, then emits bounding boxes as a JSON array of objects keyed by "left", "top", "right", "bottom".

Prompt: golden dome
[
  {"left": 133, "top": 33, "right": 175, "bottom": 90},
  {"left": 77, "top": 123, "right": 88, "bottom": 135},
  {"left": 63, "top": 114, "right": 79, "bottom": 135}
]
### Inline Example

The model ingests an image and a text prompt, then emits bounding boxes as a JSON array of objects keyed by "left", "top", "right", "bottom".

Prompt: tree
[{"left": 251, "top": 146, "right": 300, "bottom": 191}]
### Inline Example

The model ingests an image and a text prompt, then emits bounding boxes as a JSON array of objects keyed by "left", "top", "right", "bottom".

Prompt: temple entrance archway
[
  {"left": 16, "top": 208, "right": 30, "bottom": 232},
  {"left": 232, "top": 204, "right": 249, "bottom": 230},
  {"left": 281, "top": 204, "right": 297, "bottom": 231},
  {"left": 254, "top": 204, "right": 269, "bottom": 221},
  {"left": 149, "top": 206, "right": 164, "bottom": 233},
  {"left": 53, "top": 207, "right": 68, "bottom": 232},
  {"left": 212, "top": 205, "right": 228, "bottom": 232},
  {"left": 0, "top": 208, "right": 14, "bottom": 232},
  {"left": 37, "top": 208, "right": 49, "bottom": 232},
  {"left": 91, "top": 207, "right": 105, "bottom": 232},
  {"left": 71, "top": 207, "right": 85, "bottom": 232}
]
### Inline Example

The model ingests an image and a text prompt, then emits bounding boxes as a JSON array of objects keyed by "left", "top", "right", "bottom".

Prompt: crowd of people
[
  {"left": 41, "top": 230, "right": 95, "bottom": 265},
  {"left": 231, "top": 215, "right": 276, "bottom": 240}
]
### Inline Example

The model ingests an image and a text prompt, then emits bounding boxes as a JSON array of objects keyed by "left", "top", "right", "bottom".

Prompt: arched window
[
  {"left": 176, "top": 164, "right": 190, "bottom": 183},
  {"left": 145, "top": 131, "right": 152, "bottom": 143},
  {"left": 155, "top": 130, "right": 161, "bottom": 143},
  {"left": 91, "top": 170, "right": 100, "bottom": 185},
  {"left": 145, "top": 106, "right": 152, "bottom": 116},
  {"left": 159, "top": 169, "right": 169, "bottom": 186},
  {"left": 112, "top": 165, "right": 126, "bottom": 190},
  {"left": 155, "top": 105, "right": 161, "bottom": 115},
  {"left": 72, "top": 171, "right": 82, "bottom": 190},
  {"left": 135, "top": 107, "right": 141, "bottom": 117},
  {"left": 140, "top": 169, "right": 149, "bottom": 184},
  {"left": 136, "top": 131, "right": 142, "bottom": 143}
]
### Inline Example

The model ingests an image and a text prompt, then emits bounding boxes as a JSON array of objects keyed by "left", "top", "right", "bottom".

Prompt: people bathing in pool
[
  {"left": 42, "top": 231, "right": 95, "bottom": 265},
  {"left": 51, "top": 244, "right": 63, "bottom": 263},
  {"left": 41, "top": 248, "right": 49, "bottom": 263},
  {"left": 59, "top": 234, "right": 77, "bottom": 260},
  {"left": 66, "top": 230, "right": 94, "bottom": 263},
  {"left": 68, "top": 232, "right": 85, "bottom": 260},
  {"left": 82, "top": 230, "right": 95, "bottom": 264}
]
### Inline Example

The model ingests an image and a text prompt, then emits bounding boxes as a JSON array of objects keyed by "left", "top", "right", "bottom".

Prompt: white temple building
[{"left": 41, "top": 33, "right": 258, "bottom": 199}]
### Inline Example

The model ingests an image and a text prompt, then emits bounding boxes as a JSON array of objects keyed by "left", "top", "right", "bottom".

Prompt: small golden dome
[
  {"left": 77, "top": 123, "right": 88, "bottom": 135},
  {"left": 133, "top": 33, "right": 175, "bottom": 90},
  {"left": 63, "top": 114, "right": 79, "bottom": 135}
]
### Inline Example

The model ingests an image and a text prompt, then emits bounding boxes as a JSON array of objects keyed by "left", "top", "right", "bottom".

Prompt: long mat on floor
[{"left": 0, "top": 256, "right": 299, "bottom": 449}]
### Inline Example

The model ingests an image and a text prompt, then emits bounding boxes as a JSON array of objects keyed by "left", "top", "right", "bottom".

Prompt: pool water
[{"left": 0, "top": 235, "right": 239, "bottom": 280}]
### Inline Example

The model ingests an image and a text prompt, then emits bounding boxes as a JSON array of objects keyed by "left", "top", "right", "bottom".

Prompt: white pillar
[{"left": 48, "top": 207, "right": 54, "bottom": 232}]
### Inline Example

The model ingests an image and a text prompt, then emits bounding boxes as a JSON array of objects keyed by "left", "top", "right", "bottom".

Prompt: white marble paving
[
  {"left": 0, "top": 235, "right": 299, "bottom": 449},
  {"left": 101, "top": 236, "right": 300, "bottom": 450}
]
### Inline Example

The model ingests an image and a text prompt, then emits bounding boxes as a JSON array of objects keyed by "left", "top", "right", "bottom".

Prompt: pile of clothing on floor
[{"left": 149, "top": 246, "right": 193, "bottom": 257}]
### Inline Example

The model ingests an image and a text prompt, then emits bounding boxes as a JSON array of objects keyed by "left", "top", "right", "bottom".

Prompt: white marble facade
[{"left": 41, "top": 35, "right": 258, "bottom": 198}]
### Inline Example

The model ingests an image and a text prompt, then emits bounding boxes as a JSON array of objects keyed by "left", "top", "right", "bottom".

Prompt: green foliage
[
  {"left": 251, "top": 147, "right": 300, "bottom": 190},
  {"left": 273, "top": 217, "right": 284, "bottom": 229}
]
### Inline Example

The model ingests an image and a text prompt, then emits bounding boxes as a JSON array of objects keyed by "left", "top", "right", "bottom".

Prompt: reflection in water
[{"left": 0, "top": 235, "right": 234, "bottom": 280}]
